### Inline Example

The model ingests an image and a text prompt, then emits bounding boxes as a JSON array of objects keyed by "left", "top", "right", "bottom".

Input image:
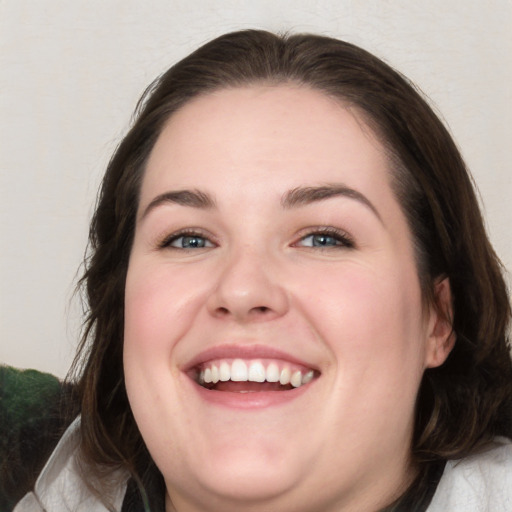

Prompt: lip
[
  {"left": 183, "top": 343, "right": 319, "bottom": 372},
  {"left": 181, "top": 343, "right": 320, "bottom": 410},
  {"left": 189, "top": 380, "right": 314, "bottom": 409}
]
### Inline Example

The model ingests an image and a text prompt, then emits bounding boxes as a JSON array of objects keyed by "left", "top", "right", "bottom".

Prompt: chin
[
  {"left": 201, "top": 463, "right": 296, "bottom": 501},
  {"left": 162, "top": 439, "right": 309, "bottom": 508}
]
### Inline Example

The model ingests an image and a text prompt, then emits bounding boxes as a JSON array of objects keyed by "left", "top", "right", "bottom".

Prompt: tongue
[{"left": 212, "top": 381, "right": 292, "bottom": 393}]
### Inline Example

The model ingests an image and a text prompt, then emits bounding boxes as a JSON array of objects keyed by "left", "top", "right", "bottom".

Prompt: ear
[{"left": 425, "top": 277, "right": 456, "bottom": 369}]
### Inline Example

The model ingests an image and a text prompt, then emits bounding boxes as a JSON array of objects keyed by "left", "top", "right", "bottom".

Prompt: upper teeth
[{"left": 199, "top": 359, "right": 315, "bottom": 388}]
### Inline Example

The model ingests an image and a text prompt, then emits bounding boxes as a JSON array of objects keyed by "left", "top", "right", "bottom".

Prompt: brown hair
[{"left": 71, "top": 29, "right": 512, "bottom": 505}]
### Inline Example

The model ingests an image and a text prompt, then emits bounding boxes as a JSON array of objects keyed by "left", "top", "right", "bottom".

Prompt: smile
[
  {"left": 196, "top": 358, "right": 316, "bottom": 391},
  {"left": 183, "top": 345, "right": 321, "bottom": 407}
]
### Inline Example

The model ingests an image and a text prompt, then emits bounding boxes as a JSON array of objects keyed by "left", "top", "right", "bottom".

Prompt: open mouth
[{"left": 192, "top": 358, "right": 318, "bottom": 393}]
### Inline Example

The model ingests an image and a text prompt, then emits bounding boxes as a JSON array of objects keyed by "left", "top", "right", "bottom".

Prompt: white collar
[
  {"left": 428, "top": 437, "right": 512, "bottom": 511},
  {"left": 14, "top": 416, "right": 129, "bottom": 512}
]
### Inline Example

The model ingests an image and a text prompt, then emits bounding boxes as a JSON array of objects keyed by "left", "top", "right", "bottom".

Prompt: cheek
[
  {"left": 298, "top": 261, "right": 426, "bottom": 369},
  {"left": 124, "top": 274, "right": 166, "bottom": 351},
  {"left": 123, "top": 267, "right": 170, "bottom": 408},
  {"left": 124, "top": 261, "right": 207, "bottom": 355},
  {"left": 123, "top": 262, "right": 202, "bottom": 446}
]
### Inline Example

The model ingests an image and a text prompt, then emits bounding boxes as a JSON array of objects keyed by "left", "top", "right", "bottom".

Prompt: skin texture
[{"left": 123, "top": 85, "right": 454, "bottom": 512}]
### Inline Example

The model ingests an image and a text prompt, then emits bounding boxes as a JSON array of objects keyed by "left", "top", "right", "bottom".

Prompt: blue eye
[
  {"left": 305, "top": 234, "right": 339, "bottom": 247},
  {"left": 298, "top": 230, "right": 354, "bottom": 249},
  {"left": 163, "top": 233, "right": 214, "bottom": 249}
]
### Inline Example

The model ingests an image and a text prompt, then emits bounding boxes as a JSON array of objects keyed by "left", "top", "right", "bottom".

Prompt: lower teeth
[{"left": 202, "top": 381, "right": 294, "bottom": 392}]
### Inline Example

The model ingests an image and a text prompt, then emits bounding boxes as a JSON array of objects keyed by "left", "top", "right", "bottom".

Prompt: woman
[{"left": 14, "top": 30, "right": 512, "bottom": 511}]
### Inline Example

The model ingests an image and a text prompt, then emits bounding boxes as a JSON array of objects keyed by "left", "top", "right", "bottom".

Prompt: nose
[{"left": 206, "top": 245, "right": 289, "bottom": 322}]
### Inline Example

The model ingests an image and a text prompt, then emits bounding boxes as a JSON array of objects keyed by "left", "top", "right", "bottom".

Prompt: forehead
[{"left": 142, "top": 85, "right": 392, "bottom": 200}]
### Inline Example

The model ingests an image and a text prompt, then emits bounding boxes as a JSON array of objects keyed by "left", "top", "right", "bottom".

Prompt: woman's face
[{"left": 124, "top": 85, "right": 450, "bottom": 511}]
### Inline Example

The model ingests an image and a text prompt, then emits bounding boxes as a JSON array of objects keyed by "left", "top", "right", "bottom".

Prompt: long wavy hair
[{"left": 70, "top": 29, "right": 512, "bottom": 508}]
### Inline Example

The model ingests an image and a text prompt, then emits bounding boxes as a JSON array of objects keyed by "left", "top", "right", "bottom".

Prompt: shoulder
[
  {"left": 428, "top": 437, "right": 512, "bottom": 512},
  {"left": 13, "top": 417, "right": 129, "bottom": 512}
]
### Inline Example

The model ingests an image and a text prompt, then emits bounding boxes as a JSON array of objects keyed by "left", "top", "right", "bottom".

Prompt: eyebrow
[
  {"left": 282, "top": 184, "right": 382, "bottom": 222},
  {"left": 140, "top": 189, "right": 216, "bottom": 220},
  {"left": 140, "top": 183, "right": 381, "bottom": 222}
]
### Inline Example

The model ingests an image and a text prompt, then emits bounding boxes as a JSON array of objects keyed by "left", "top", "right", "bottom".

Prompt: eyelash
[
  {"left": 158, "top": 229, "right": 216, "bottom": 250},
  {"left": 158, "top": 227, "right": 355, "bottom": 251},
  {"left": 294, "top": 227, "right": 355, "bottom": 250}
]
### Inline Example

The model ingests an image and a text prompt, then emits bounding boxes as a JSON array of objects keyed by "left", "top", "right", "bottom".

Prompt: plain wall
[{"left": 1, "top": 0, "right": 511, "bottom": 378}]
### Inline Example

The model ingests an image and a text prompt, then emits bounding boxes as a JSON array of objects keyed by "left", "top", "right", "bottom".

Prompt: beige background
[{"left": 1, "top": 0, "right": 511, "bottom": 377}]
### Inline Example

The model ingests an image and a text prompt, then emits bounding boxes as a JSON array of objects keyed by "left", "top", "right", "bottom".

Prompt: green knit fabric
[{"left": 0, "top": 365, "right": 67, "bottom": 511}]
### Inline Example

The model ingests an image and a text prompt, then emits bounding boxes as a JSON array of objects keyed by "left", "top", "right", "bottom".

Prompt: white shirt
[
  {"left": 14, "top": 417, "right": 128, "bottom": 512},
  {"left": 427, "top": 437, "right": 512, "bottom": 511}
]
